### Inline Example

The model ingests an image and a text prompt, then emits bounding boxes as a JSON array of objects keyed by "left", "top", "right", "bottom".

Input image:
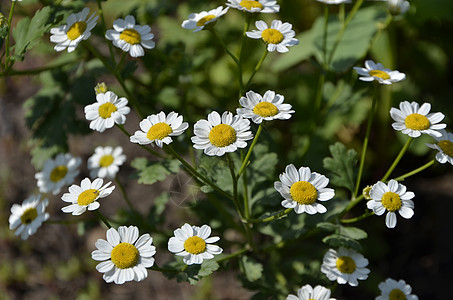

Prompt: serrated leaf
[
  {"left": 131, "top": 158, "right": 180, "bottom": 185},
  {"left": 11, "top": 7, "right": 53, "bottom": 61},
  {"left": 322, "top": 234, "right": 362, "bottom": 251},
  {"left": 198, "top": 260, "right": 219, "bottom": 277},
  {"left": 316, "top": 222, "right": 338, "bottom": 233},
  {"left": 340, "top": 226, "right": 367, "bottom": 240},
  {"left": 323, "top": 142, "right": 357, "bottom": 193},
  {"left": 240, "top": 256, "right": 263, "bottom": 282}
]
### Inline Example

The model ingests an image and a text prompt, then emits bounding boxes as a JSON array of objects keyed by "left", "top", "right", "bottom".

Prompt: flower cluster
[
  {"left": 7, "top": 0, "right": 448, "bottom": 297},
  {"left": 50, "top": 9, "right": 154, "bottom": 57}
]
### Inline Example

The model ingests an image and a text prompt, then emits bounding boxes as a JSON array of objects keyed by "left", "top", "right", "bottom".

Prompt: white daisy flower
[
  {"left": 237, "top": 90, "right": 294, "bottom": 124},
  {"left": 61, "top": 178, "right": 115, "bottom": 216},
  {"left": 226, "top": 0, "right": 279, "bottom": 13},
  {"left": 353, "top": 60, "right": 406, "bottom": 85},
  {"left": 91, "top": 226, "right": 156, "bottom": 284},
  {"left": 321, "top": 247, "right": 370, "bottom": 287},
  {"left": 377, "top": 278, "right": 418, "bottom": 300},
  {"left": 88, "top": 146, "right": 126, "bottom": 179},
  {"left": 49, "top": 7, "right": 98, "bottom": 53},
  {"left": 191, "top": 111, "right": 253, "bottom": 156},
  {"left": 390, "top": 101, "right": 446, "bottom": 138},
  {"left": 9, "top": 195, "right": 49, "bottom": 240},
  {"left": 286, "top": 284, "right": 335, "bottom": 300},
  {"left": 84, "top": 91, "right": 131, "bottom": 133},
  {"left": 35, "top": 153, "right": 81, "bottom": 195},
  {"left": 316, "top": 0, "right": 351, "bottom": 4},
  {"left": 367, "top": 180, "right": 415, "bottom": 228},
  {"left": 130, "top": 111, "right": 189, "bottom": 148},
  {"left": 426, "top": 129, "right": 453, "bottom": 165},
  {"left": 246, "top": 20, "right": 299, "bottom": 53},
  {"left": 105, "top": 15, "right": 155, "bottom": 58},
  {"left": 388, "top": 0, "right": 410, "bottom": 15},
  {"left": 168, "top": 223, "right": 223, "bottom": 265},
  {"left": 182, "top": 6, "right": 229, "bottom": 32},
  {"left": 274, "top": 164, "right": 335, "bottom": 215}
]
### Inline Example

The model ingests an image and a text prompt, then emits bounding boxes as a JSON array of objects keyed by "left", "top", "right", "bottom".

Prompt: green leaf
[
  {"left": 198, "top": 260, "right": 220, "bottom": 277},
  {"left": 322, "top": 234, "right": 362, "bottom": 251},
  {"left": 272, "top": 6, "right": 387, "bottom": 72},
  {"left": 11, "top": 7, "right": 53, "bottom": 61},
  {"left": 323, "top": 142, "right": 357, "bottom": 193},
  {"left": 318, "top": 222, "right": 366, "bottom": 250},
  {"left": 240, "top": 256, "right": 263, "bottom": 282},
  {"left": 131, "top": 158, "right": 180, "bottom": 185}
]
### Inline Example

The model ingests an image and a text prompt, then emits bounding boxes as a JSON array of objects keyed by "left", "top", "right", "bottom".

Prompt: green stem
[
  {"left": 340, "top": 211, "right": 374, "bottom": 223},
  {"left": 339, "top": 194, "right": 364, "bottom": 219},
  {"left": 244, "top": 49, "right": 268, "bottom": 90},
  {"left": 354, "top": 82, "right": 379, "bottom": 197},
  {"left": 96, "top": 0, "right": 116, "bottom": 66},
  {"left": 216, "top": 247, "right": 250, "bottom": 263},
  {"left": 95, "top": 210, "right": 111, "bottom": 228},
  {"left": 226, "top": 153, "right": 242, "bottom": 219},
  {"left": 116, "top": 52, "right": 127, "bottom": 73},
  {"left": 242, "top": 163, "right": 250, "bottom": 219},
  {"left": 149, "top": 266, "right": 180, "bottom": 273},
  {"left": 248, "top": 208, "right": 293, "bottom": 223},
  {"left": 83, "top": 41, "right": 144, "bottom": 118},
  {"left": 238, "top": 123, "right": 263, "bottom": 178},
  {"left": 322, "top": 4, "right": 329, "bottom": 68},
  {"left": 209, "top": 28, "right": 239, "bottom": 65},
  {"left": 238, "top": 14, "right": 252, "bottom": 95},
  {"left": 327, "top": 0, "right": 364, "bottom": 65},
  {"left": 4, "top": 1, "right": 16, "bottom": 73},
  {"left": 394, "top": 159, "right": 435, "bottom": 182},
  {"left": 381, "top": 137, "right": 413, "bottom": 182},
  {"left": 165, "top": 145, "right": 233, "bottom": 200},
  {"left": 115, "top": 175, "right": 135, "bottom": 211}
]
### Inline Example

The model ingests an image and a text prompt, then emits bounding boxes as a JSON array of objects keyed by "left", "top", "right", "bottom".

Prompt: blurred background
[{"left": 1, "top": 0, "right": 452, "bottom": 298}]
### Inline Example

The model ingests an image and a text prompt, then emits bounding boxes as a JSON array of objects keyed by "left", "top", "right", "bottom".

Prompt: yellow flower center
[
  {"left": 240, "top": 0, "right": 263, "bottom": 10},
  {"left": 95, "top": 83, "right": 108, "bottom": 95},
  {"left": 77, "top": 189, "right": 100, "bottom": 206},
  {"left": 438, "top": 140, "right": 453, "bottom": 157},
  {"left": 197, "top": 15, "right": 216, "bottom": 27},
  {"left": 336, "top": 256, "right": 356, "bottom": 274},
  {"left": 209, "top": 124, "right": 237, "bottom": 147},
  {"left": 261, "top": 28, "right": 284, "bottom": 44},
  {"left": 404, "top": 113, "right": 430, "bottom": 131},
  {"left": 120, "top": 28, "right": 141, "bottom": 45},
  {"left": 50, "top": 165, "right": 68, "bottom": 183},
  {"left": 20, "top": 208, "right": 38, "bottom": 225},
  {"left": 99, "top": 154, "right": 114, "bottom": 167},
  {"left": 110, "top": 242, "right": 139, "bottom": 269},
  {"left": 381, "top": 191, "right": 402, "bottom": 212},
  {"left": 98, "top": 103, "right": 117, "bottom": 119},
  {"left": 369, "top": 70, "right": 390, "bottom": 80},
  {"left": 290, "top": 181, "right": 318, "bottom": 205},
  {"left": 67, "top": 21, "right": 87, "bottom": 41},
  {"left": 184, "top": 236, "right": 206, "bottom": 255},
  {"left": 146, "top": 122, "right": 173, "bottom": 141},
  {"left": 389, "top": 289, "right": 406, "bottom": 300},
  {"left": 253, "top": 102, "right": 278, "bottom": 117}
]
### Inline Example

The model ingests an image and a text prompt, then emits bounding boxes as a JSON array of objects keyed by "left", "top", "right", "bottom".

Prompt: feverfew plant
[{"left": 3, "top": 0, "right": 449, "bottom": 298}]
